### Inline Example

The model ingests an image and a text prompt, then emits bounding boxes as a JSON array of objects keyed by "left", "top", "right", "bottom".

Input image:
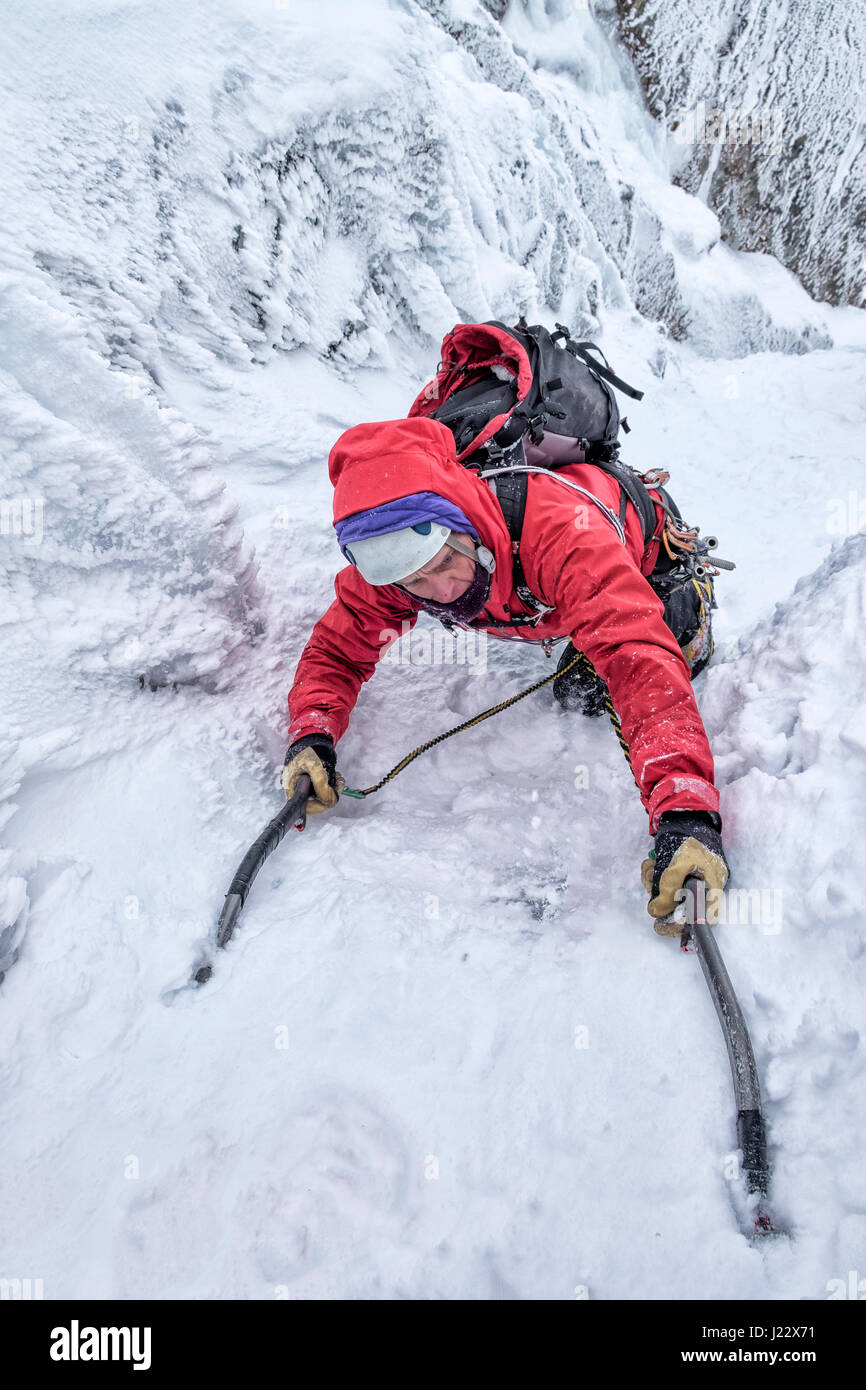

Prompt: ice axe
[
  {"left": 192, "top": 773, "right": 313, "bottom": 986},
  {"left": 673, "top": 875, "right": 777, "bottom": 1235}
]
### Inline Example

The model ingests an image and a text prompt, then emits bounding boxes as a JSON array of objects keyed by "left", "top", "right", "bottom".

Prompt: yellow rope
[{"left": 341, "top": 650, "right": 637, "bottom": 797}]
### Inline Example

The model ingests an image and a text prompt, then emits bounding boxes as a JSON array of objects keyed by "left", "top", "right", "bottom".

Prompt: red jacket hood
[{"left": 329, "top": 416, "right": 510, "bottom": 552}]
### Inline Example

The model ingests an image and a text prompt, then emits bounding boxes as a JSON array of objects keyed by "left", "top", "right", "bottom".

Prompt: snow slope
[{"left": 1, "top": 0, "right": 865, "bottom": 1300}]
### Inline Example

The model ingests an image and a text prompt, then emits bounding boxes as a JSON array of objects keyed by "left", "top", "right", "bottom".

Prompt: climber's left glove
[{"left": 641, "top": 810, "right": 730, "bottom": 934}]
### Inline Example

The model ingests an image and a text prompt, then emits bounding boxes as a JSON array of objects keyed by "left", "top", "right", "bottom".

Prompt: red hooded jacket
[{"left": 287, "top": 417, "right": 720, "bottom": 832}]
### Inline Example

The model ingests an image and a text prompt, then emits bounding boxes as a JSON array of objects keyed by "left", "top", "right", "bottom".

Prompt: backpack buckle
[
  {"left": 480, "top": 437, "right": 522, "bottom": 469},
  {"left": 482, "top": 441, "right": 506, "bottom": 466},
  {"left": 528, "top": 414, "right": 546, "bottom": 445}
]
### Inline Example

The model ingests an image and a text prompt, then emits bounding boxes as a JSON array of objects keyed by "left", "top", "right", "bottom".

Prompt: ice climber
[{"left": 282, "top": 415, "right": 730, "bottom": 931}]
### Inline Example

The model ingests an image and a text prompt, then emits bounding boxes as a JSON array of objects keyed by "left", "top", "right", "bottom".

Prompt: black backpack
[{"left": 409, "top": 316, "right": 665, "bottom": 626}]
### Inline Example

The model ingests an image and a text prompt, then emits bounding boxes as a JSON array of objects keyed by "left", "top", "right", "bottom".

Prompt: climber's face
[{"left": 398, "top": 532, "right": 477, "bottom": 602}]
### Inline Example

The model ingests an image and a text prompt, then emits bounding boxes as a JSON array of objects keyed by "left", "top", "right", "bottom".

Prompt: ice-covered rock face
[
  {"left": 1, "top": 0, "right": 835, "bottom": 397},
  {"left": 612, "top": 0, "right": 866, "bottom": 309}
]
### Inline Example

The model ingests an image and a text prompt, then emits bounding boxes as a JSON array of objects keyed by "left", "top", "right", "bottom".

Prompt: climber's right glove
[{"left": 281, "top": 734, "right": 344, "bottom": 814}]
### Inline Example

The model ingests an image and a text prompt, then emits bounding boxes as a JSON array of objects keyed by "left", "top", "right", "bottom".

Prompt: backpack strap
[
  {"left": 585, "top": 451, "right": 659, "bottom": 547},
  {"left": 477, "top": 464, "right": 632, "bottom": 627},
  {"left": 487, "top": 470, "right": 553, "bottom": 622},
  {"left": 451, "top": 457, "right": 657, "bottom": 631},
  {"left": 551, "top": 326, "right": 645, "bottom": 405}
]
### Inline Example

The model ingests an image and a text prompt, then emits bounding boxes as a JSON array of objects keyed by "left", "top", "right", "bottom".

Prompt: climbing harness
[{"left": 643, "top": 467, "right": 736, "bottom": 578}]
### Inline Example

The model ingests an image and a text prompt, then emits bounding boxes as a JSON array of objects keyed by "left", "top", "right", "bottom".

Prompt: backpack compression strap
[{"left": 550, "top": 325, "right": 646, "bottom": 407}]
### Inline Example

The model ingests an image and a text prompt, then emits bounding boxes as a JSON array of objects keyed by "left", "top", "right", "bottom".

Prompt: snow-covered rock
[{"left": 612, "top": 0, "right": 866, "bottom": 309}]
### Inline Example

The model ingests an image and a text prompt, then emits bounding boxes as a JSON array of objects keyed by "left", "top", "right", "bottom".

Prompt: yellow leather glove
[
  {"left": 281, "top": 736, "right": 345, "bottom": 814},
  {"left": 641, "top": 811, "right": 729, "bottom": 935}
]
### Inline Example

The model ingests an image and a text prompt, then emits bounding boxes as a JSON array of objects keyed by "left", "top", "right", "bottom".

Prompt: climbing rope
[{"left": 341, "top": 649, "right": 638, "bottom": 798}]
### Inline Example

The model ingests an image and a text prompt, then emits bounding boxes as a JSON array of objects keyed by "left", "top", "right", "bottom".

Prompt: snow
[{"left": 1, "top": 0, "right": 865, "bottom": 1300}]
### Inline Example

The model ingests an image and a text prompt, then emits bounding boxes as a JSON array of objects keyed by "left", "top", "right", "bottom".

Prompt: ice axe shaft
[
  {"left": 194, "top": 773, "right": 313, "bottom": 984},
  {"left": 679, "top": 875, "right": 772, "bottom": 1221}
]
